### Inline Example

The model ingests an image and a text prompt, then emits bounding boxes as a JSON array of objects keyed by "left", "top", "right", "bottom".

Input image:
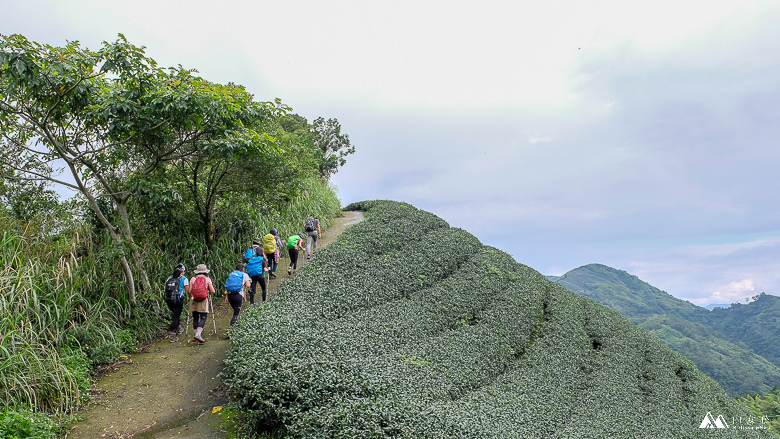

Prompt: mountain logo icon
[{"left": 699, "top": 412, "right": 729, "bottom": 429}]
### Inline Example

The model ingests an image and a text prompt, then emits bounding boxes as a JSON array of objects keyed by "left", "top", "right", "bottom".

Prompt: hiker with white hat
[{"left": 188, "top": 264, "right": 215, "bottom": 343}]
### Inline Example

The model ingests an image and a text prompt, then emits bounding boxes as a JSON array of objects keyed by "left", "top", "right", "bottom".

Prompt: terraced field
[{"left": 224, "top": 200, "right": 771, "bottom": 438}]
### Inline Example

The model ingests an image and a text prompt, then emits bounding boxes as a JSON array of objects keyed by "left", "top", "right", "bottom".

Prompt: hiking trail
[{"left": 66, "top": 211, "right": 364, "bottom": 439}]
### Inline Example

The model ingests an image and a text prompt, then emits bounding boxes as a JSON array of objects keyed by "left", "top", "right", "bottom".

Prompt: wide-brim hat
[{"left": 193, "top": 264, "right": 210, "bottom": 274}]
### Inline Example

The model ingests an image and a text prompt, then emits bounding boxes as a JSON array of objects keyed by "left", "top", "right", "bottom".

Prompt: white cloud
[
  {"left": 695, "top": 279, "right": 757, "bottom": 305},
  {"left": 5, "top": 0, "right": 780, "bottom": 306}
]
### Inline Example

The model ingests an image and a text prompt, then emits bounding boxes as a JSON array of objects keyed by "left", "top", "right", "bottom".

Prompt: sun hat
[{"left": 193, "top": 264, "right": 210, "bottom": 275}]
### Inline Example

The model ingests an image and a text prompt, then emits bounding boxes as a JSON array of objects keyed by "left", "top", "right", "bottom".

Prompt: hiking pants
[
  {"left": 306, "top": 230, "right": 318, "bottom": 256},
  {"left": 250, "top": 274, "right": 267, "bottom": 304},
  {"left": 227, "top": 293, "right": 243, "bottom": 326},
  {"left": 265, "top": 252, "right": 277, "bottom": 274},
  {"left": 191, "top": 311, "right": 207, "bottom": 330},
  {"left": 288, "top": 247, "right": 299, "bottom": 270},
  {"left": 167, "top": 300, "right": 183, "bottom": 332}
]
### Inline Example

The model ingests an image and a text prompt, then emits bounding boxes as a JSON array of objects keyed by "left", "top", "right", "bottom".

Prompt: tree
[
  {"left": 176, "top": 124, "right": 284, "bottom": 248},
  {"left": 0, "top": 34, "right": 280, "bottom": 303},
  {"left": 310, "top": 117, "right": 355, "bottom": 178}
]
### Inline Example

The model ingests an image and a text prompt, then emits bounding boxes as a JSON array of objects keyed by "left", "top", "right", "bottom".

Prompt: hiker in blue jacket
[
  {"left": 246, "top": 250, "right": 269, "bottom": 304},
  {"left": 224, "top": 263, "right": 251, "bottom": 326}
]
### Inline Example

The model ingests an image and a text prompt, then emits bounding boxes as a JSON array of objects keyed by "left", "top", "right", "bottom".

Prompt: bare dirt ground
[{"left": 65, "top": 211, "right": 364, "bottom": 438}]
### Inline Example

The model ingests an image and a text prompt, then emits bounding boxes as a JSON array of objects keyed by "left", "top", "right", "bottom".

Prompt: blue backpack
[
  {"left": 243, "top": 246, "right": 257, "bottom": 262},
  {"left": 246, "top": 255, "right": 265, "bottom": 277},
  {"left": 224, "top": 270, "right": 244, "bottom": 294}
]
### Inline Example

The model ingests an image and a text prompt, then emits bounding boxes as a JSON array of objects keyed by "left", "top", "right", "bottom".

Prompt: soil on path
[{"left": 66, "top": 211, "right": 364, "bottom": 439}]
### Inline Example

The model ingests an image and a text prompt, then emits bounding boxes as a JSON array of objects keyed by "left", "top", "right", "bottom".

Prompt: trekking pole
[{"left": 209, "top": 294, "right": 217, "bottom": 336}]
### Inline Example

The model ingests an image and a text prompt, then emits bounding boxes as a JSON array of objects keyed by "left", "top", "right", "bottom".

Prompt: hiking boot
[
  {"left": 169, "top": 335, "right": 179, "bottom": 343},
  {"left": 176, "top": 326, "right": 184, "bottom": 334},
  {"left": 287, "top": 266, "right": 292, "bottom": 275},
  {"left": 270, "top": 273, "right": 277, "bottom": 279},
  {"left": 194, "top": 334, "right": 205, "bottom": 343}
]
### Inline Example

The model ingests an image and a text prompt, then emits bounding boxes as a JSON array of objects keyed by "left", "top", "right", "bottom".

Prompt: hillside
[
  {"left": 550, "top": 264, "right": 780, "bottom": 396},
  {"left": 223, "top": 200, "right": 770, "bottom": 438}
]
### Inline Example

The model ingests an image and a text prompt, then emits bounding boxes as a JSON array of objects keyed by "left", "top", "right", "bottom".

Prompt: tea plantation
[{"left": 223, "top": 200, "right": 772, "bottom": 438}]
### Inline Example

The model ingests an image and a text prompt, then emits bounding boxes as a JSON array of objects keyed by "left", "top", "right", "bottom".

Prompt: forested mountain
[
  {"left": 550, "top": 264, "right": 780, "bottom": 397},
  {"left": 224, "top": 201, "right": 771, "bottom": 438}
]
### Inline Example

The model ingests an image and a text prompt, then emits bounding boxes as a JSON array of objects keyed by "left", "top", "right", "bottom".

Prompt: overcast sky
[{"left": 3, "top": 0, "right": 780, "bottom": 306}]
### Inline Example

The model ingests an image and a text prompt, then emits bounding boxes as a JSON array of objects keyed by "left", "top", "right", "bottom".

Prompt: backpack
[
  {"left": 304, "top": 216, "right": 316, "bottom": 232},
  {"left": 246, "top": 255, "right": 265, "bottom": 277},
  {"left": 243, "top": 246, "right": 257, "bottom": 262},
  {"left": 287, "top": 235, "right": 300, "bottom": 249},
  {"left": 263, "top": 234, "right": 276, "bottom": 254},
  {"left": 164, "top": 275, "right": 182, "bottom": 304},
  {"left": 224, "top": 270, "right": 244, "bottom": 294},
  {"left": 190, "top": 276, "right": 209, "bottom": 302}
]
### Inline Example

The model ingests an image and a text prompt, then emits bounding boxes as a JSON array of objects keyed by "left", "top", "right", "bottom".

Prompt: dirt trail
[{"left": 66, "top": 211, "right": 364, "bottom": 439}]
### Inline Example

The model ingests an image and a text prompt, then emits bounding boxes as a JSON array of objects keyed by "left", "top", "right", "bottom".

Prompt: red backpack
[{"left": 190, "top": 276, "right": 209, "bottom": 302}]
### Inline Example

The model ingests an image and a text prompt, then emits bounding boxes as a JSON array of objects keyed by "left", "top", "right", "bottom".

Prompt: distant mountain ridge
[
  {"left": 705, "top": 303, "right": 731, "bottom": 310},
  {"left": 549, "top": 264, "right": 780, "bottom": 397}
]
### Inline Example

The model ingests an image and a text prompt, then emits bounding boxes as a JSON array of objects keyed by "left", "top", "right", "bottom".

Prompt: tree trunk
[
  {"left": 116, "top": 200, "right": 151, "bottom": 293},
  {"left": 118, "top": 255, "right": 136, "bottom": 305},
  {"left": 205, "top": 202, "right": 217, "bottom": 249},
  {"left": 69, "top": 169, "right": 138, "bottom": 305}
]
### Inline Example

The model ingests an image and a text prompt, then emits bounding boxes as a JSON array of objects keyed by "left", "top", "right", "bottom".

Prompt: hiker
[
  {"left": 304, "top": 215, "right": 321, "bottom": 259},
  {"left": 274, "top": 230, "right": 285, "bottom": 262},
  {"left": 243, "top": 240, "right": 262, "bottom": 263},
  {"left": 287, "top": 232, "right": 304, "bottom": 275},
  {"left": 246, "top": 250, "right": 269, "bottom": 304},
  {"left": 189, "top": 264, "right": 215, "bottom": 343},
  {"left": 164, "top": 263, "right": 190, "bottom": 343},
  {"left": 263, "top": 230, "right": 278, "bottom": 279},
  {"left": 224, "top": 263, "right": 251, "bottom": 327}
]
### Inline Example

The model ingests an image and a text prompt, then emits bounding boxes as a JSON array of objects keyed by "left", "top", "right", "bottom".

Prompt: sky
[{"left": 3, "top": 0, "right": 780, "bottom": 306}]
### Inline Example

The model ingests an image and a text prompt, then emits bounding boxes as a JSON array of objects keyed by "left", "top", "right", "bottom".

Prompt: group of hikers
[{"left": 163, "top": 215, "right": 322, "bottom": 343}]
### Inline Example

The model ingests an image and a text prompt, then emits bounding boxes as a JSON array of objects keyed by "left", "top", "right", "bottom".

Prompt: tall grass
[
  {"left": 0, "top": 176, "right": 342, "bottom": 420},
  {"left": 0, "top": 223, "right": 81, "bottom": 413},
  {"left": 0, "top": 217, "right": 155, "bottom": 414}
]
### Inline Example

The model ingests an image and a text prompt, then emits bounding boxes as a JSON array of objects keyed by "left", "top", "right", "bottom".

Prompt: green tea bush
[{"left": 224, "top": 200, "right": 772, "bottom": 438}]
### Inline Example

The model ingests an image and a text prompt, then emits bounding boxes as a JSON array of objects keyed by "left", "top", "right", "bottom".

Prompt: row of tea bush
[{"left": 224, "top": 200, "right": 770, "bottom": 438}]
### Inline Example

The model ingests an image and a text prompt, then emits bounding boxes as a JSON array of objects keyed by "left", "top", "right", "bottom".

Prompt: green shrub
[
  {"left": 57, "top": 348, "right": 91, "bottom": 395},
  {"left": 0, "top": 409, "right": 61, "bottom": 439}
]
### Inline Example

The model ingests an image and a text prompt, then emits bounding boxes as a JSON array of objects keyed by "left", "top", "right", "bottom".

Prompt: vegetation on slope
[
  {"left": 0, "top": 33, "right": 352, "bottom": 437},
  {"left": 224, "top": 200, "right": 769, "bottom": 438},
  {"left": 738, "top": 388, "right": 780, "bottom": 435},
  {"left": 551, "top": 264, "right": 780, "bottom": 397}
]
